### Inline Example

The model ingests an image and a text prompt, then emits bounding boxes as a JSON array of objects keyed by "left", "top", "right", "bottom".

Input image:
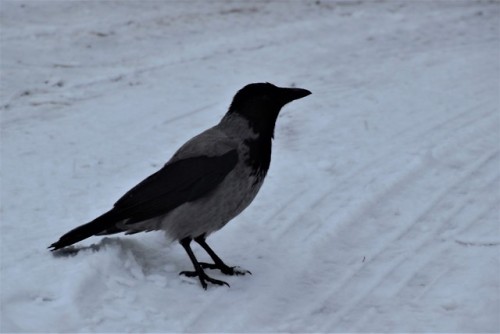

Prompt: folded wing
[{"left": 115, "top": 149, "right": 238, "bottom": 224}]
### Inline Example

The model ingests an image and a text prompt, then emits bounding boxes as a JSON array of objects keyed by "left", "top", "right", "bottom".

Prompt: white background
[{"left": 1, "top": 1, "right": 499, "bottom": 332}]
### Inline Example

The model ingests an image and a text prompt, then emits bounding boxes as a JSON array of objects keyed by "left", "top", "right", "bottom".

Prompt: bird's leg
[
  {"left": 178, "top": 237, "right": 229, "bottom": 289},
  {"left": 194, "top": 235, "right": 251, "bottom": 276}
]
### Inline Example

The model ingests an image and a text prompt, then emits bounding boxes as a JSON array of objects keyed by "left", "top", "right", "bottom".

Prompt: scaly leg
[
  {"left": 194, "top": 235, "right": 251, "bottom": 276},
  {"left": 178, "top": 237, "right": 229, "bottom": 289}
]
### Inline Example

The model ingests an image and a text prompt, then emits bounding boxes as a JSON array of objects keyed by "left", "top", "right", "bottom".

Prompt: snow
[{"left": 1, "top": 0, "right": 499, "bottom": 332}]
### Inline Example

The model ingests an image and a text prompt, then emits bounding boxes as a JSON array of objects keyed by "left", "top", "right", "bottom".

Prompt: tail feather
[{"left": 49, "top": 210, "right": 122, "bottom": 250}]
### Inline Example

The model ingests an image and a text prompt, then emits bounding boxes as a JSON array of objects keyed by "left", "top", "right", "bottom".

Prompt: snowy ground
[{"left": 1, "top": 0, "right": 499, "bottom": 332}]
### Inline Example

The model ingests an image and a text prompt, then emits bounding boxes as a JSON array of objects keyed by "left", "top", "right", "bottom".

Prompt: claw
[
  {"left": 179, "top": 270, "right": 230, "bottom": 289},
  {"left": 198, "top": 262, "right": 251, "bottom": 276},
  {"left": 179, "top": 270, "right": 198, "bottom": 278},
  {"left": 231, "top": 266, "right": 252, "bottom": 276}
]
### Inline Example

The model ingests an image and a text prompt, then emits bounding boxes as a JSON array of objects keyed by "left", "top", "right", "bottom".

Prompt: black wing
[{"left": 111, "top": 149, "right": 238, "bottom": 224}]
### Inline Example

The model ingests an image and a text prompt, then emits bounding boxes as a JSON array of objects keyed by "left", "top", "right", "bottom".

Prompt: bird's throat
[{"left": 244, "top": 135, "right": 272, "bottom": 179}]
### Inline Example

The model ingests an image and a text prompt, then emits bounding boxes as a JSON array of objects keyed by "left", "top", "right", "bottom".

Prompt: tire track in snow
[
  {"left": 280, "top": 55, "right": 498, "bottom": 242},
  {"left": 321, "top": 150, "right": 500, "bottom": 331},
  {"left": 298, "top": 138, "right": 499, "bottom": 331},
  {"left": 303, "top": 96, "right": 497, "bottom": 237},
  {"left": 391, "top": 100, "right": 493, "bottom": 149}
]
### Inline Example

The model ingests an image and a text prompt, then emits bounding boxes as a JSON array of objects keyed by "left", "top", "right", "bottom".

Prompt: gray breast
[{"left": 157, "top": 154, "right": 264, "bottom": 240}]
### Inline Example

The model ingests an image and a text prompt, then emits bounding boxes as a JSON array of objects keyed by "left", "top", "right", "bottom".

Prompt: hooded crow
[{"left": 49, "top": 82, "right": 311, "bottom": 289}]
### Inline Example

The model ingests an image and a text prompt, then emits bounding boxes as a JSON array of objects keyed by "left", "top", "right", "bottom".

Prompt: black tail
[{"left": 49, "top": 210, "right": 123, "bottom": 251}]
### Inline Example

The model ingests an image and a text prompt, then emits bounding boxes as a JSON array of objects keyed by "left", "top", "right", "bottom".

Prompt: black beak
[{"left": 279, "top": 87, "right": 312, "bottom": 104}]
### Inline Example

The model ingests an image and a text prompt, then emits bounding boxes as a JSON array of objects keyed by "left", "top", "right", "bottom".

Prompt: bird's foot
[
  {"left": 199, "top": 262, "right": 251, "bottom": 276},
  {"left": 179, "top": 269, "right": 230, "bottom": 289}
]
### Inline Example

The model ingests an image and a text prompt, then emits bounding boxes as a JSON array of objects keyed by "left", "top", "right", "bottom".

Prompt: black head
[{"left": 228, "top": 82, "right": 311, "bottom": 137}]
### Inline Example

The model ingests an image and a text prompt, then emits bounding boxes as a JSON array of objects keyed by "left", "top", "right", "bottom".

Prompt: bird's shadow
[
  {"left": 49, "top": 236, "right": 179, "bottom": 275},
  {"left": 49, "top": 237, "right": 161, "bottom": 260}
]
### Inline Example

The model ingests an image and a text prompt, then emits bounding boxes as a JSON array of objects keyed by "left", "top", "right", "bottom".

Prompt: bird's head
[{"left": 227, "top": 82, "right": 311, "bottom": 137}]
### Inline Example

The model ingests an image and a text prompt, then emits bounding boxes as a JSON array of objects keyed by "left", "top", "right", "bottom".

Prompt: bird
[{"left": 49, "top": 82, "right": 311, "bottom": 289}]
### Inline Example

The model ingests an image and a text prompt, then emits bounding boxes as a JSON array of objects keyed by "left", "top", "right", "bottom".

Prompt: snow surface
[{"left": 1, "top": 0, "right": 499, "bottom": 332}]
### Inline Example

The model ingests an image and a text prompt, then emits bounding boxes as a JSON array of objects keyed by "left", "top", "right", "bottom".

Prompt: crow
[{"left": 49, "top": 82, "right": 311, "bottom": 289}]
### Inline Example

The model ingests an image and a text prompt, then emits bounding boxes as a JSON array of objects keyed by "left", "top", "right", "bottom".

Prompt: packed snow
[{"left": 1, "top": 0, "right": 499, "bottom": 332}]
